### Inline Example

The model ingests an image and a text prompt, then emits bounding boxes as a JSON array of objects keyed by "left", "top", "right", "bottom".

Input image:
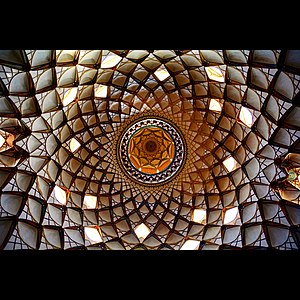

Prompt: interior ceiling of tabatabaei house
[{"left": 0, "top": 50, "right": 300, "bottom": 250}]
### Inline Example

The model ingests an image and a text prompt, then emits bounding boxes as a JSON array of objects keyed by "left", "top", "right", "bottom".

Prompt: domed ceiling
[{"left": 0, "top": 49, "right": 300, "bottom": 250}]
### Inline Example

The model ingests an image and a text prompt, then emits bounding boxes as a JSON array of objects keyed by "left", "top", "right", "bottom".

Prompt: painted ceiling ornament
[{"left": 116, "top": 116, "right": 187, "bottom": 186}]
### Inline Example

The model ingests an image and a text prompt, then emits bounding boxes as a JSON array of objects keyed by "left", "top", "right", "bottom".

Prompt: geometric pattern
[
  {"left": 0, "top": 50, "right": 300, "bottom": 250},
  {"left": 117, "top": 116, "right": 185, "bottom": 184},
  {"left": 128, "top": 126, "right": 175, "bottom": 174}
]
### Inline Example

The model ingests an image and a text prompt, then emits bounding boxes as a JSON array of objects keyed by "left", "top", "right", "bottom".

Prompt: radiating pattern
[
  {"left": 128, "top": 126, "right": 175, "bottom": 174},
  {"left": 0, "top": 50, "right": 300, "bottom": 250},
  {"left": 118, "top": 116, "right": 185, "bottom": 184}
]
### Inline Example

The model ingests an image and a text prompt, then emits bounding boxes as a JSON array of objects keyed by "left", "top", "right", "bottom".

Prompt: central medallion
[
  {"left": 128, "top": 126, "right": 175, "bottom": 175},
  {"left": 117, "top": 116, "right": 186, "bottom": 185},
  {"left": 144, "top": 139, "right": 158, "bottom": 153}
]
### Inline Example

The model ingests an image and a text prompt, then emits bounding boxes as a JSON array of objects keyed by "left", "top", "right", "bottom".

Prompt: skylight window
[
  {"left": 209, "top": 98, "right": 223, "bottom": 112},
  {"left": 180, "top": 239, "right": 200, "bottom": 250},
  {"left": 223, "top": 156, "right": 238, "bottom": 172},
  {"left": 95, "top": 85, "right": 108, "bottom": 98},
  {"left": 223, "top": 207, "right": 239, "bottom": 225},
  {"left": 191, "top": 208, "right": 206, "bottom": 224},
  {"left": 238, "top": 106, "right": 254, "bottom": 128},
  {"left": 83, "top": 195, "right": 98, "bottom": 209},
  {"left": 84, "top": 226, "right": 103, "bottom": 244},
  {"left": 69, "top": 138, "right": 81, "bottom": 153},
  {"left": 134, "top": 223, "right": 151, "bottom": 242},
  {"left": 0, "top": 135, "right": 5, "bottom": 148},
  {"left": 62, "top": 87, "right": 78, "bottom": 106},
  {"left": 205, "top": 66, "right": 225, "bottom": 82},
  {"left": 54, "top": 185, "right": 68, "bottom": 205},
  {"left": 101, "top": 53, "right": 122, "bottom": 69},
  {"left": 154, "top": 65, "right": 170, "bottom": 81}
]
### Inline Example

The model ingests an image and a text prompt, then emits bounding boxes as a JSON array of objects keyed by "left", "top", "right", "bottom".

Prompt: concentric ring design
[{"left": 117, "top": 117, "right": 186, "bottom": 185}]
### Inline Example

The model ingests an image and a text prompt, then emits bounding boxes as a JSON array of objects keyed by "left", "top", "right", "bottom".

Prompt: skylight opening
[
  {"left": 180, "top": 239, "right": 200, "bottom": 250},
  {"left": 0, "top": 135, "right": 5, "bottom": 148},
  {"left": 238, "top": 106, "right": 254, "bottom": 128},
  {"left": 54, "top": 185, "right": 68, "bottom": 205},
  {"left": 69, "top": 138, "right": 81, "bottom": 153},
  {"left": 223, "top": 156, "right": 238, "bottom": 172},
  {"left": 95, "top": 85, "right": 108, "bottom": 98},
  {"left": 62, "top": 87, "right": 78, "bottom": 106},
  {"left": 223, "top": 207, "right": 239, "bottom": 225},
  {"left": 209, "top": 98, "right": 223, "bottom": 112},
  {"left": 205, "top": 66, "right": 225, "bottom": 82},
  {"left": 101, "top": 53, "right": 122, "bottom": 69},
  {"left": 83, "top": 195, "right": 98, "bottom": 209},
  {"left": 84, "top": 226, "right": 103, "bottom": 244},
  {"left": 154, "top": 65, "right": 170, "bottom": 81},
  {"left": 192, "top": 208, "right": 206, "bottom": 224},
  {"left": 134, "top": 223, "right": 151, "bottom": 242}
]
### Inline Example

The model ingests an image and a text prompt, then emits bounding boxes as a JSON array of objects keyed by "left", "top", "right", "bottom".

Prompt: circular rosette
[{"left": 117, "top": 117, "right": 187, "bottom": 185}]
